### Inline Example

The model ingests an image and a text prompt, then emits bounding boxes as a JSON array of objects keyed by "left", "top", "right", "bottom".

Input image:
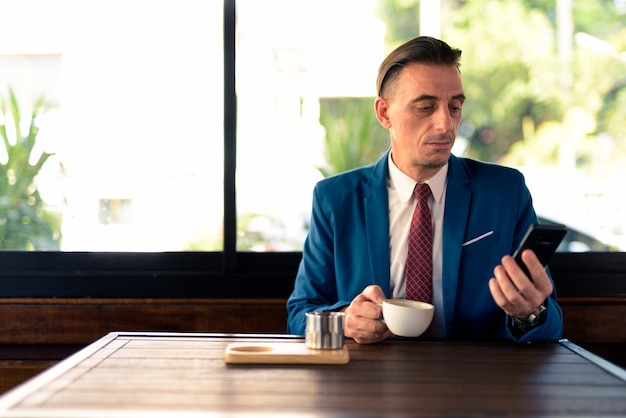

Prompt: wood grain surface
[{"left": 0, "top": 333, "right": 624, "bottom": 417}]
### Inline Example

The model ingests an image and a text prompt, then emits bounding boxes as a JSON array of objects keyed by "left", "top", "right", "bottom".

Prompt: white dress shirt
[{"left": 387, "top": 152, "right": 448, "bottom": 338}]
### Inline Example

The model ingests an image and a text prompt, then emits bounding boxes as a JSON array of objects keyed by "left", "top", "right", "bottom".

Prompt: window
[
  {"left": 235, "top": 0, "right": 384, "bottom": 251},
  {"left": 0, "top": 0, "right": 625, "bottom": 299},
  {"left": 235, "top": 0, "right": 626, "bottom": 253},
  {"left": 1, "top": 0, "right": 224, "bottom": 252}
]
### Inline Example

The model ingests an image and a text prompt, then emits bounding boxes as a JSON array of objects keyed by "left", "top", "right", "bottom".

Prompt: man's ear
[{"left": 374, "top": 97, "right": 392, "bottom": 129}]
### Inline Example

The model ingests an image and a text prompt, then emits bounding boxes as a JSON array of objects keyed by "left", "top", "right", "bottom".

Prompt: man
[{"left": 287, "top": 36, "right": 563, "bottom": 344}]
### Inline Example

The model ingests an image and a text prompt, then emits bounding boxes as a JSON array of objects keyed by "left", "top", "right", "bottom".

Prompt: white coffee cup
[{"left": 381, "top": 299, "right": 434, "bottom": 337}]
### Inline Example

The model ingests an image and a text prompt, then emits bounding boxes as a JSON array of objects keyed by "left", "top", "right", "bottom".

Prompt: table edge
[{"left": 559, "top": 338, "right": 626, "bottom": 382}]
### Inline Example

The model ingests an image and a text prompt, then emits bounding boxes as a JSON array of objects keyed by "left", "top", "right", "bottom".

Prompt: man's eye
[{"left": 417, "top": 106, "right": 434, "bottom": 112}]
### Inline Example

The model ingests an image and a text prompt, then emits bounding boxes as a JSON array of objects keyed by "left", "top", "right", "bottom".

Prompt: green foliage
[
  {"left": 375, "top": 0, "right": 421, "bottom": 50},
  {"left": 446, "top": 0, "right": 566, "bottom": 161},
  {"left": 0, "top": 88, "right": 62, "bottom": 250},
  {"left": 525, "top": 0, "right": 626, "bottom": 39},
  {"left": 598, "top": 80, "right": 626, "bottom": 152},
  {"left": 318, "top": 97, "right": 389, "bottom": 177},
  {"left": 502, "top": 109, "right": 591, "bottom": 168},
  {"left": 375, "top": 0, "right": 626, "bottom": 168}
]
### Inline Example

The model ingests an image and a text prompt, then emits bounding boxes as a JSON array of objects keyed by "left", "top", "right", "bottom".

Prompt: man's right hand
[{"left": 343, "top": 285, "right": 391, "bottom": 344}]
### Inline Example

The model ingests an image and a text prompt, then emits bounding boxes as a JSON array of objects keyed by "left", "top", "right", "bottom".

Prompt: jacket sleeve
[
  {"left": 500, "top": 176, "right": 564, "bottom": 343},
  {"left": 286, "top": 184, "right": 346, "bottom": 335},
  {"left": 511, "top": 176, "right": 564, "bottom": 343},
  {"left": 508, "top": 270, "right": 564, "bottom": 343}
]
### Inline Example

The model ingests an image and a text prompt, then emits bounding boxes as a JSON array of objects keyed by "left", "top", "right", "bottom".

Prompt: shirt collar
[{"left": 387, "top": 152, "right": 448, "bottom": 204}]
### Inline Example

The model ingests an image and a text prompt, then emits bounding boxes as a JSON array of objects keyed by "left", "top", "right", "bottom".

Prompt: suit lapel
[
  {"left": 441, "top": 155, "right": 472, "bottom": 337},
  {"left": 364, "top": 152, "right": 392, "bottom": 296}
]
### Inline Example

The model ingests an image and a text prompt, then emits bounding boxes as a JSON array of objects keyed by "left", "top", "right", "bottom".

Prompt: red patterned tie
[{"left": 405, "top": 183, "right": 432, "bottom": 302}]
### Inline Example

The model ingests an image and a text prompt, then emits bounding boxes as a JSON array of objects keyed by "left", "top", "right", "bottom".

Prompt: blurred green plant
[
  {"left": 0, "top": 88, "right": 62, "bottom": 250},
  {"left": 376, "top": 0, "right": 626, "bottom": 167},
  {"left": 317, "top": 97, "right": 389, "bottom": 177}
]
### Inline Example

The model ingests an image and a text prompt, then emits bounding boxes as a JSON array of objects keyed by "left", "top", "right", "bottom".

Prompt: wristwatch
[{"left": 511, "top": 303, "right": 546, "bottom": 332}]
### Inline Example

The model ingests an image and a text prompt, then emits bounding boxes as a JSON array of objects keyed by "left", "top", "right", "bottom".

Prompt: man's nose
[{"left": 434, "top": 107, "right": 453, "bottom": 133}]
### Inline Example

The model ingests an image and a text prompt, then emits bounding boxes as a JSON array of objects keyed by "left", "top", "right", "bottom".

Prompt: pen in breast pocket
[{"left": 462, "top": 230, "right": 494, "bottom": 246}]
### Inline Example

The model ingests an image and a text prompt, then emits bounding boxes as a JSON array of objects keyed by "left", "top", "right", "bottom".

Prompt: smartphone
[{"left": 512, "top": 224, "right": 567, "bottom": 281}]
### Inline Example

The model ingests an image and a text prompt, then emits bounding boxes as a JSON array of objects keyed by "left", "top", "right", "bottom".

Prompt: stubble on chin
[{"left": 411, "top": 152, "right": 450, "bottom": 169}]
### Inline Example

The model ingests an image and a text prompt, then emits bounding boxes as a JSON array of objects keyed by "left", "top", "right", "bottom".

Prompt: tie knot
[{"left": 414, "top": 183, "right": 431, "bottom": 204}]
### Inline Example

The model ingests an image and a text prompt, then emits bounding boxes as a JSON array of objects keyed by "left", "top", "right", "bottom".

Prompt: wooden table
[{"left": 0, "top": 332, "right": 625, "bottom": 417}]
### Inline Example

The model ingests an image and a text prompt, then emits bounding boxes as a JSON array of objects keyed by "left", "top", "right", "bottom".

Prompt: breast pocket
[{"left": 461, "top": 230, "right": 498, "bottom": 257}]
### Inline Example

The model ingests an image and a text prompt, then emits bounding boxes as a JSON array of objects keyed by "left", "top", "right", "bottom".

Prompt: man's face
[{"left": 375, "top": 63, "right": 465, "bottom": 181}]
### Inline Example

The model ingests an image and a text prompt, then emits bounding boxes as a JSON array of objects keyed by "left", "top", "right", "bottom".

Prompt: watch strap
[{"left": 511, "top": 303, "right": 546, "bottom": 332}]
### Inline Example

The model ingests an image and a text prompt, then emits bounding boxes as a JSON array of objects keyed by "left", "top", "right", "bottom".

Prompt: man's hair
[{"left": 376, "top": 36, "right": 462, "bottom": 97}]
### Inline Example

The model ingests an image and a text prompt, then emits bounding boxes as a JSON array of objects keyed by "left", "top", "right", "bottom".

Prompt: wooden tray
[{"left": 224, "top": 342, "right": 350, "bottom": 365}]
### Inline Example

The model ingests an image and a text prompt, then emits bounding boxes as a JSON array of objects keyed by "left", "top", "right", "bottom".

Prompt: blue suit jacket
[{"left": 287, "top": 152, "right": 564, "bottom": 343}]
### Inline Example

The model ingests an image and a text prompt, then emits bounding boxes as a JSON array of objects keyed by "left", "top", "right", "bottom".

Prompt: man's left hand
[{"left": 488, "top": 249, "right": 553, "bottom": 318}]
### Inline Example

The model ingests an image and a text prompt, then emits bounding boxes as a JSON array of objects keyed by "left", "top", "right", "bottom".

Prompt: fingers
[
  {"left": 518, "top": 250, "right": 554, "bottom": 295},
  {"left": 489, "top": 250, "right": 552, "bottom": 318},
  {"left": 344, "top": 285, "right": 391, "bottom": 344},
  {"left": 489, "top": 270, "right": 530, "bottom": 317},
  {"left": 361, "top": 284, "right": 388, "bottom": 304}
]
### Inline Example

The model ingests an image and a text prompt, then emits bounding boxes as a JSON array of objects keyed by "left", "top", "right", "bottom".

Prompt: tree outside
[
  {"left": 374, "top": 0, "right": 626, "bottom": 169},
  {"left": 318, "top": 97, "right": 389, "bottom": 177}
]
